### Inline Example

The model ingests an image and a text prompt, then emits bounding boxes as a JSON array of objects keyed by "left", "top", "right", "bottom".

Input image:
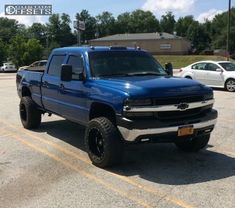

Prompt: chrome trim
[
  {"left": 118, "top": 119, "right": 217, "bottom": 142},
  {"left": 124, "top": 99, "right": 214, "bottom": 113}
]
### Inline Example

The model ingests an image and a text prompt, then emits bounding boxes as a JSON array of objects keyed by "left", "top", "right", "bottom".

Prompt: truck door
[
  {"left": 57, "top": 54, "right": 89, "bottom": 124},
  {"left": 41, "top": 54, "right": 66, "bottom": 113}
]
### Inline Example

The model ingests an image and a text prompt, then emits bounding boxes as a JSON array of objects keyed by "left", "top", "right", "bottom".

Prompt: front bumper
[{"left": 117, "top": 109, "right": 217, "bottom": 142}]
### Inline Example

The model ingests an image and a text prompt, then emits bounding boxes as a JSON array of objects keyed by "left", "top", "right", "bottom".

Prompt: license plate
[{"left": 178, "top": 126, "right": 194, "bottom": 136}]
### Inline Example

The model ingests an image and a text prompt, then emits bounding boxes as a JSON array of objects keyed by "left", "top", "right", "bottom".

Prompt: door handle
[
  {"left": 42, "top": 81, "right": 48, "bottom": 88},
  {"left": 59, "top": 83, "right": 65, "bottom": 91}
]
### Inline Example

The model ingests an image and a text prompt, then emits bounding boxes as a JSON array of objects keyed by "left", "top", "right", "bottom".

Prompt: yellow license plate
[{"left": 178, "top": 126, "right": 194, "bottom": 136}]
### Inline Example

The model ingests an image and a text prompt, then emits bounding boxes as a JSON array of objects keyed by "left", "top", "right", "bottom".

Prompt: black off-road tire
[
  {"left": 85, "top": 117, "right": 123, "bottom": 168},
  {"left": 175, "top": 134, "right": 210, "bottom": 152},
  {"left": 225, "top": 79, "right": 235, "bottom": 92},
  {"left": 19, "top": 96, "right": 41, "bottom": 129}
]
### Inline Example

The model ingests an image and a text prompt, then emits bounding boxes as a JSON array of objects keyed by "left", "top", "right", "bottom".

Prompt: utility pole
[
  {"left": 74, "top": 20, "right": 85, "bottom": 47},
  {"left": 227, "top": 0, "right": 231, "bottom": 60},
  {"left": 77, "top": 30, "right": 81, "bottom": 46}
]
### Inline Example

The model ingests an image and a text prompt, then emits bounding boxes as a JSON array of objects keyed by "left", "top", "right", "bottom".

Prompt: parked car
[
  {"left": 16, "top": 47, "right": 217, "bottom": 167},
  {"left": 0, "top": 63, "right": 17, "bottom": 72},
  {"left": 19, "top": 60, "right": 47, "bottom": 71},
  {"left": 177, "top": 61, "right": 235, "bottom": 92}
]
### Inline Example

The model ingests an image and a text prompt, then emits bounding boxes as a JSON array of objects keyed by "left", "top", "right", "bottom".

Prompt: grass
[{"left": 154, "top": 55, "right": 235, "bottom": 69}]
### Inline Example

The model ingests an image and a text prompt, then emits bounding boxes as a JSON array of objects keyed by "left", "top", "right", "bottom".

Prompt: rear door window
[
  {"left": 67, "top": 55, "right": 84, "bottom": 80},
  {"left": 48, "top": 55, "right": 65, "bottom": 77},
  {"left": 192, "top": 63, "right": 207, "bottom": 70}
]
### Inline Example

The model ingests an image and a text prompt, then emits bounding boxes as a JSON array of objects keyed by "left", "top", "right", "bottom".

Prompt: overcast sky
[{"left": 0, "top": 0, "right": 234, "bottom": 26}]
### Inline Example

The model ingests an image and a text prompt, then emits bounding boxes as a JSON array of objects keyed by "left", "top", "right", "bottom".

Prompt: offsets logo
[{"left": 5, "top": 5, "right": 52, "bottom": 15}]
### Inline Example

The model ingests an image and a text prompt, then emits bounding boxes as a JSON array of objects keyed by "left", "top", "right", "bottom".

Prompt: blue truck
[{"left": 16, "top": 46, "right": 217, "bottom": 167}]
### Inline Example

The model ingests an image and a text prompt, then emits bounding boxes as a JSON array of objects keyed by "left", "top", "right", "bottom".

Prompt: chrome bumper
[{"left": 118, "top": 119, "right": 217, "bottom": 142}]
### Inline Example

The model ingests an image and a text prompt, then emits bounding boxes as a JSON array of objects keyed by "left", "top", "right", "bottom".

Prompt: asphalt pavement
[{"left": 0, "top": 73, "right": 235, "bottom": 208}]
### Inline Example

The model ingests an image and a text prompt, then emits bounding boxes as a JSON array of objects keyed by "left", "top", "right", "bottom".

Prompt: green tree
[
  {"left": 60, "top": 13, "right": 76, "bottom": 46},
  {"left": 186, "top": 21, "right": 210, "bottom": 53},
  {"left": 8, "top": 35, "right": 26, "bottom": 68},
  {"left": 0, "top": 17, "right": 18, "bottom": 43},
  {"left": 47, "top": 13, "right": 76, "bottom": 47},
  {"left": 129, "top": 10, "right": 160, "bottom": 33},
  {"left": 116, "top": 12, "right": 132, "bottom": 33},
  {"left": 28, "top": 23, "right": 47, "bottom": 46},
  {"left": 0, "top": 39, "right": 7, "bottom": 66},
  {"left": 96, "top": 11, "right": 116, "bottom": 37},
  {"left": 175, "top": 16, "right": 194, "bottom": 37},
  {"left": 22, "top": 39, "right": 43, "bottom": 65},
  {"left": 8, "top": 35, "right": 43, "bottom": 68},
  {"left": 160, "top": 12, "right": 176, "bottom": 33},
  {"left": 210, "top": 8, "right": 235, "bottom": 53}
]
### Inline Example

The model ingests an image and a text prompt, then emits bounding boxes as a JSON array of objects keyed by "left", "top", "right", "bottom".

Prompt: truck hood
[{"left": 94, "top": 76, "right": 210, "bottom": 97}]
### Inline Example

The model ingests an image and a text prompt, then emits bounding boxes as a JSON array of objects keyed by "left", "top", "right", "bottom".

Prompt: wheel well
[
  {"left": 225, "top": 78, "right": 235, "bottom": 86},
  {"left": 22, "top": 87, "right": 31, "bottom": 97},
  {"left": 225, "top": 78, "right": 235, "bottom": 83},
  {"left": 185, "top": 76, "right": 192, "bottom": 79},
  {"left": 89, "top": 103, "right": 116, "bottom": 123}
]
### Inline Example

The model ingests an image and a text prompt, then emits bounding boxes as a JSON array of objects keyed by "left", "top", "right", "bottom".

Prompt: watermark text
[{"left": 5, "top": 4, "right": 52, "bottom": 15}]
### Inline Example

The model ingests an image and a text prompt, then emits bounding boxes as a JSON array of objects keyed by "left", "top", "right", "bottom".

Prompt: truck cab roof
[{"left": 52, "top": 46, "right": 143, "bottom": 54}]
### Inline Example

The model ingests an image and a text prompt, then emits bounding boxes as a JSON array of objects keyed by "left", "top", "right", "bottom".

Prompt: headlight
[
  {"left": 204, "top": 93, "right": 214, "bottom": 100},
  {"left": 124, "top": 98, "right": 152, "bottom": 107},
  {"left": 123, "top": 98, "right": 153, "bottom": 118}
]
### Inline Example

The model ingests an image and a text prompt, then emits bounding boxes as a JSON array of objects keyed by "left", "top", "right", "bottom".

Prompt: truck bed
[{"left": 16, "top": 69, "right": 44, "bottom": 107}]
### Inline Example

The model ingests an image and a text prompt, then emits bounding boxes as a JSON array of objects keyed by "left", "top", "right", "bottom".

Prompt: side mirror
[
  {"left": 61, "top": 64, "right": 72, "bottom": 81},
  {"left": 165, "top": 62, "right": 173, "bottom": 76},
  {"left": 78, "top": 72, "right": 85, "bottom": 81},
  {"left": 216, "top": 68, "right": 223, "bottom": 72}
]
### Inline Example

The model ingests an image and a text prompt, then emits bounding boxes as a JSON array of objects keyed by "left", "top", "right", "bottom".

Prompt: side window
[
  {"left": 39, "top": 61, "right": 47, "bottom": 66},
  {"left": 192, "top": 63, "right": 206, "bottom": 70},
  {"left": 206, "top": 63, "right": 218, "bottom": 71},
  {"left": 48, "top": 55, "right": 65, "bottom": 77},
  {"left": 67, "top": 55, "right": 84, "bottom": 80},
  {"left": 192, "top": 64, "right": 199, "bottom": 70},
  {"left": 31, "top": 62, "right": 37, "bottom": 67}
]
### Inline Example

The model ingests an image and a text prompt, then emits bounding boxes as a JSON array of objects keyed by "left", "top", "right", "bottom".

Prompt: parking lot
[{"left": 0, "top": 72, "right": 235, "bottom": 208}]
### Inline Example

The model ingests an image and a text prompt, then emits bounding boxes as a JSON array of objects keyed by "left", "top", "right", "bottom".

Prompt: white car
[
  {"left": 18, "top": 60, "right": 47, "bottom": 71},
  {"left": 177, "top": 61, "right": 235, "bottom": 92},
  {"left": 0, "top": 63, "right": 17, "bottom": 72}
]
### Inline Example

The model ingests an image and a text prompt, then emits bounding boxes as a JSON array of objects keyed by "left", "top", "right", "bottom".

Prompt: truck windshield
[{"left": 89, "top": 51, "right": 167, "bottom": 77}]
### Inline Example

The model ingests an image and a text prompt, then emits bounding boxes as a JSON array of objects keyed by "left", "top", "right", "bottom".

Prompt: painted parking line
[
  {"left": 10, "top": 134, "right": 153, "bottom": 208},
  {"left": 0, "top": 119, "right": 194, "bottom": 208}
]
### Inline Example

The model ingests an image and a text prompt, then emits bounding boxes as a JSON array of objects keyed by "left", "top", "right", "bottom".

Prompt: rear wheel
[
  {"left": 225, "top": 79, "right": 235, "bottom": 92},
  {"left": 19, "top": 96, "right": 41, "bottom": 129},
  {"left": 175, "top": 134, "right": 210, "bottom": 152},
  {"left": 85, "top": 117, "right": 123, "bottom": 168}
]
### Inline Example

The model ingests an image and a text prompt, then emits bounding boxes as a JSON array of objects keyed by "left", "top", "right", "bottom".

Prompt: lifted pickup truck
[{"left": 16, "top": 47, "right": 217, "bottom": 167}]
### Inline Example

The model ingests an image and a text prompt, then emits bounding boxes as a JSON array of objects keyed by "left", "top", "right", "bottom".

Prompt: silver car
[
  {"left": 19, "top": 60, "right": 47, "bottom": 71},
  {"left": 177, "top": 61, "right": 235, "bottom": 92},
  {"left": 0, "top": 63, "right": 17, "bottom": 72}
]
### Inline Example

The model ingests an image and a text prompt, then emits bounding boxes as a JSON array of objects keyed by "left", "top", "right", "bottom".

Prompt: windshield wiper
[
  {"left": 99, "top": 72, "right": 165, "bottom": 77},
  {"left": 99, "top": 73, "right": 131, "bottom": 77}
]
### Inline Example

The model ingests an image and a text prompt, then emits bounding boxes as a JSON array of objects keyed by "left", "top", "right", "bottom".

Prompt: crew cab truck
[{"left": 16, "top": 47, "right": 218, "bottom": 167}]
